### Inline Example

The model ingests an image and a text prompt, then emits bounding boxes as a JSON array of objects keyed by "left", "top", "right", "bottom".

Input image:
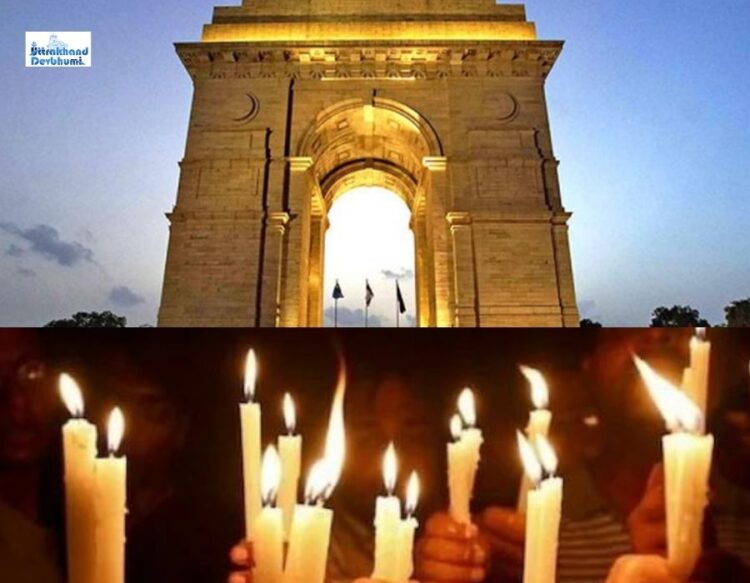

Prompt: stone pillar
[
  {"left": 552, "top": 212, "right": 580, "bottom": 327},
  {"left": 279, "top": 157, "right": 314, "bottom": 327},
  {"left": 447, "top": 212, "right": 479, "bottom": 327},
  {"left": 423, "top": 157, "right": 453, "bottom": 327},
  {"left": 259, "top": 212, "right": 290, "bottom": 327},
  {"left": 306, "top": 211, "right": 327, "bottom": 326}
]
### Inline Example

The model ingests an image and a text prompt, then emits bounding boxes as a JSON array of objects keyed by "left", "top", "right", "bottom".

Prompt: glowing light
[
  {"left": 405, "top": 471, "right": 420, "bottom": 518},
  {"left": 261, "top": 445, "right": 282, "bottom": 507},
  {"left": 517, "top": 431, "right": 542, "bottom": 485},
  {"left": 535, "top": 435, "right": 558, "bottom": 477},
  {"left": 457, "top": 388, "right": 476, "bottom": 428},
  {"left": 520, "top": 365, "right": 549, "bottom": 410},
  {"left": 107, "top": 407, "right": 125, "bottom": 455},
  {"left": 634, "top": 355, "right": 702, "bottom": 433},
  {"left": 450, "top": 414, "right": 462, "bottom": 441},
  {"left": 283, "top": 392, "right": 296, "bottom": 434},
  {"left": 695, "top": 328, "right": 707, "bottom": 342},
  {"left": 244, "top": 349, "right": 257, "bottom": 402},
  {"left": 59, "top": 373, "right": 84, "bottom": 418},
  {"left": 383, "top": 443, "right": 398, "bottom": 495}
]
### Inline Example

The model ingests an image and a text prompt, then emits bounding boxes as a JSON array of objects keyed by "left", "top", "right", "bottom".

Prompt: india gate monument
[{"left": 158, "top": 0, "right": 580, "bottom": 327}]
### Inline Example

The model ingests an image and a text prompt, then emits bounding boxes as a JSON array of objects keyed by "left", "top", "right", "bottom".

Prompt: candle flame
[
  {"left": 520, "top": 365, "right": 549, "bottom": 410},
  {"left": 633, "top": 355, "right": 702, "bottom": 433},
  {"left": 383, "top": 442, "right": 398, "bottom": 495},
  {"left": 535, "top": 434, "right": 558, "bottom": 476},
  {"left": 283, "top": 392, "right": 296, "bottom": 434},
  {"left": 405, "top": 471, "right": 420, "bottom": 518},
  {"left": 59, "top": 373, "right": 84, "bottom": 418},
  {"left": 450, "top": 414, "right": 462, "bottom": 441},
  {"left": 305, "top": 458, "right": 334, "bottom": 505},
  {"left": 244, "top": 349, "right": 257, "bottom": 402},
  {"left": 107, "top": 407, "right": 124, "bottom": 455},
  {"left": 457, "top": 388, "right": 476, "bottom": 428},
  {"left": 261, "top": 445, "right": 282, "bottom": 507},
  {"left": 517, "top": 430, "right": 542, "bottom": 485}
]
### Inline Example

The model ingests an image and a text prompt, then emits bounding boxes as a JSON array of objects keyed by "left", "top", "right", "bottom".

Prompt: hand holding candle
[
  {"left": 518, "top": 366, "right": 551, "bottom": 513},
  {"left": 635, "top": 355, "right": 714, "bottom": 579},
  {"left": 240, "top": 349, "right": 262, "bottom": 541},
  {"left": 447, "top": 388, "right": 483, "bottom": 525},
  {"left": 94, "top": 407, "right": 127, "bottom": 583},
  {"left": 60, "top": 373, "right": 98, "bottom": 583}
]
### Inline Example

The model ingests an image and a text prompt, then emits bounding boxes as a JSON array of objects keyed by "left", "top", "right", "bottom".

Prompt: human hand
[
  {"left": 627, "top": 464, "right": 667, "bottom": 555},
  {"left": 415, "top": 512, "right": 487, "bottom": 582},
  {"left": 476, "top": 507, "right": 525, "bottom": 582},
  {"left": 605, "top": 555, "right": 680, "bottom": 583},
  {"left": 228, "top": 540, "right": 254, "bottom": 583}
]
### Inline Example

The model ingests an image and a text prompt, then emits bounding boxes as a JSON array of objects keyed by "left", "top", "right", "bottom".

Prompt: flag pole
[
  {"left": 396, "top": 280, "right": 400, "bottom": 329},
  {"left": 334, "top": 298, "right": 338, "bottom": 328},
  {"left": 365, "top": 303, "right": 369, "bottom": 328}
]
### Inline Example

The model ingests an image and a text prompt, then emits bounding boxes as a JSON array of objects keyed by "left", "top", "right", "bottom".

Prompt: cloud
[
  {"left": 16, "top": 266, "right": 36, "bottom": 277},
  {"left": 108, "top": 285, "right": 146, "bottom": 307},
  {"left": 5, "top": 244, "right": 25, "bottom": 257},
  {"left": 0, "top": 222, "right": 94, "bottom": 267},
  {"left": 380, "top": 268, "right": 414, "bottom": 280},
  {"left": 324, "top": 306, "right": 383, "bottom": 327},
  {"left": 403, "top": 314, "right": 417, "bottom": 327}
]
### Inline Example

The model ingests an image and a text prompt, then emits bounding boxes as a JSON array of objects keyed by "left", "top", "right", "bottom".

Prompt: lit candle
[
  {"left": 684, "top": 328, "right": 711, "bottom": 419},
  {"left": 284, "top": 368, "right": 346, "bottom": 583},
  {"left": 278, "top": 392, "right": 302, "bottom": 542},
  {"left": 635, "top": 356, "right": 714, "bottom": 579},
  {"left": 518, "top": 366, "right": 551, "bottom": 513},
  {"left": 518, "top": 432, "right": 562, "bottom": 583},
  {"left": 60, "top": 373, "right": 97, "bottom": 583},
  {"left": 253, "top": 445, "right": 284, "bottom": 583},
  {"left": 447, "top": 388, "right": 483, "bottom": 524},
  {"left": 372, "top": 443, "right": 401, "bottom": 581},
  {"left": 240, "top": 349, "right": 262, "bottom": 540},
  {"left": 393, "top": 471, "right": 420, "bottom": 583},
  {"left": 94, "top": 408, "right": 127, "bottom": 583}
]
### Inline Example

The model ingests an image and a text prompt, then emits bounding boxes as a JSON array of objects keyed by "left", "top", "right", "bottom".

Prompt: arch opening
[{"left": 323, "top": 186, "right": 416, "bottom": 328}]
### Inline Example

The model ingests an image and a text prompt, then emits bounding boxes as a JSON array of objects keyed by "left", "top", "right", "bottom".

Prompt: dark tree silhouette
[
  {"left": 725, "top": 298, "right": 750, "bottom": 327},
  {"left": 650, "top": 305, "right": 709, "bottom": 328},
  {"left": 580, "top": 318, "right": 603, "bottom": 328},
  {"left": 45, "top": 311, "right": 127, "bottom": 328}
]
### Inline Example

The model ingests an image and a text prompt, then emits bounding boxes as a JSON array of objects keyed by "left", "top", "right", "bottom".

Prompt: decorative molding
[
  {"left": 232, "top": 92, "right": 260, "bottom": 123},
  {"left": 287, "top": 156, "right": 314, "bottom": 171},
  {"left": 446, "top": 211, "right": 472, "bottom": 228},
  {"left": 176, "top": 41, "right": 563, "bottom": 81},
  {"left": 423, "top": 156, "right": 448, "bottom": 171}
]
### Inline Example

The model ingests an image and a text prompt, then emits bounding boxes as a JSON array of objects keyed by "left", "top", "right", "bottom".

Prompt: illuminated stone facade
[{"left": 158, "top": 0, "right": 580, "bottom": 327}]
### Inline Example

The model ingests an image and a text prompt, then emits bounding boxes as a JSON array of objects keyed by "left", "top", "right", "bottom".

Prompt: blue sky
[{"left": 0, "top": 1, "right": 748, "bottom": 326}]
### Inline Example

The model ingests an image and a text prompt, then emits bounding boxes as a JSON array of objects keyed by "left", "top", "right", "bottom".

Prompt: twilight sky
[{"left": 1, "top": 1, "right": 748, "bottom": 326}]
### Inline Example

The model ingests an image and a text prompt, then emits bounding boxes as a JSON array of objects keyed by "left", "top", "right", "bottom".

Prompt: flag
[
  {"left": 333, "top": 280, "right": 344, "bottom": 300},
  {"left": 396, "top": 280, "right": 406, "bottom": 314},
  {"left": 365, "top": 280, "right": 374, "bottom": 307}
]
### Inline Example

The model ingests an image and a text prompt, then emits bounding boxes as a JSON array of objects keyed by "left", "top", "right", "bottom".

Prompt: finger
[
  {"left": 646, "top": 464, "right": 665, "bottom": 490},
  {"left": 228, "top": 572, "right": 250, "bottom": 583},
  {"left": 417, "top": 558, "right": 485, "bottom": 582},
  {"left": 478, "top": 507, "right": 525, "bottom": 544},
  {"left": 229, "top": 541, "right": 254, "bottom": 567},
  {"left": 419, "top": 536, "right": 485, "bottom": 566},
  {"left": 425, "top": 512, "right": 477, "bottom": 540},
  {"left": 485, "top": 533, "right": 525, "bottom": 567}
]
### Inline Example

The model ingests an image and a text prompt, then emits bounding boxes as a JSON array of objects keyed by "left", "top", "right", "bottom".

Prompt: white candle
[
  {"left": 635, "top": 355, "right": 714, "bottom": 579},
  {"left": 283, "top": 461, "right": 335, "bottom": 583},
  {"left": 518, "top": 432, "right": 562, "bottom": 583},
  {"left": 94, "top": 408, "right": 127, "bottom": 583},
  {"left": 60, "top": 373, "right": 98, "bottom": 583},
  {"left": 253, "top": 445, "right": 284, "bottom": 583},
  {"left": 685, "top": 328, "right": 711, "bottom": 418},
  {"left": 393, "top": 472, "right": 420, "bottom": 583},
  {"left": 372, "top": 443, "right": 402, "bottom": 581},
  {"left": 284, "top": 371, "right": 346, "bottom": 583},
  {"left": 278, "top": 392, "right": 302, "bottom": 542},
  {"left": 240, "top": 349, "right": 262, "bottom": 540},
  {"left": 518, "top": 366, "right": 551, "bottom": 513},
  {"left": 447, "top": 388, "right": 483, "bottom": 524}
]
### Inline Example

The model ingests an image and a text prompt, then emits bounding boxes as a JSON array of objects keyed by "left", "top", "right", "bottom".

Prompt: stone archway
[
  {"left": 282, "top": 97, "right": 446, "bottom": 327},
  {"left": 158, "top": 0, "right": 581, "bottom": 327}
]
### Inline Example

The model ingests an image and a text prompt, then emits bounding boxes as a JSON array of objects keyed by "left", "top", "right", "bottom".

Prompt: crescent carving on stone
[{"left": 233, "top": 92, "right": 260, "bottom": 123}]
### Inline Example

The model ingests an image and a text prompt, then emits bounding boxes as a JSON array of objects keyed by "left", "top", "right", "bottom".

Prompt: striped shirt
[
  {"left": 558, "top": 512, "right": 631, "bottom": 583},
  {"left": 713, "top": 476, "right": 750, "bottom": 567}
]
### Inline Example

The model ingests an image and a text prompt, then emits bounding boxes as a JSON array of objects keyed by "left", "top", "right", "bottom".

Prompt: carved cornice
[{"left": 175, "top": 41, "right": 563, "bottom": 81}]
